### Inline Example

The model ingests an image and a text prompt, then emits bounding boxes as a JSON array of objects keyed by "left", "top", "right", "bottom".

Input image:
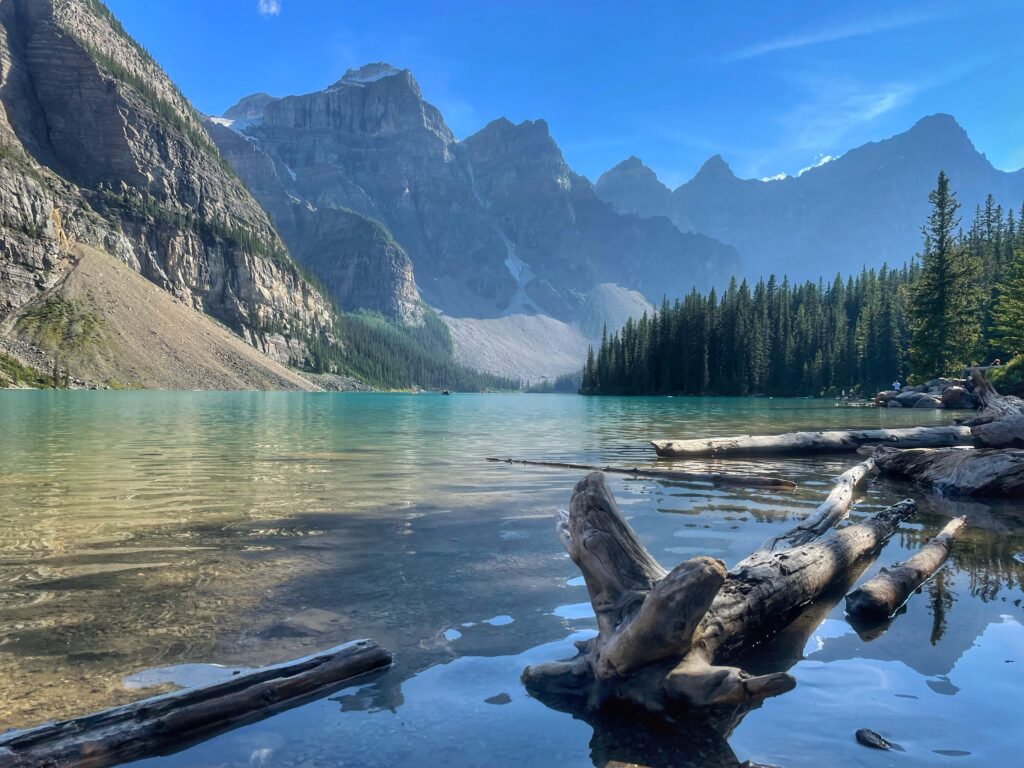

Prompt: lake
[{"left": 0, "top": 392, "right": 1021, "bottom": 767}]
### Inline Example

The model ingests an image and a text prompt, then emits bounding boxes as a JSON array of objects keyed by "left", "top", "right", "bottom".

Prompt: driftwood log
[
  {"left": 846, "top": 516, "right": 966, "bottom": 620},
  {"left": 972, "top": 415, "right": 1024, "bottom": 448},
  {"left": 651, "top": 426, "right": 972, "bottom": 458},
  {"left": 736, "top": 458, "right": 875, "bottom": 568},
  {"left": 0, "top": 639, "right": 391, "bottom": 768},
  {"left": 522, "top": 471, "right": 915, "bottom": 713},
  {"left": 874, "top": 446, "right": 1024, "bottom": 498},
  {"left": 485, "top": 457, "right": 797, "bottom": 490},
  {"left": 971, "top": 368, "right": 1024, "bottom": 420}
]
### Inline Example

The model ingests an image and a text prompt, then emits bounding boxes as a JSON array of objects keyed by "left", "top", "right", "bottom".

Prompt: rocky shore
[{"left": 875, "top": 377, "right": 981, "bottom": 409}]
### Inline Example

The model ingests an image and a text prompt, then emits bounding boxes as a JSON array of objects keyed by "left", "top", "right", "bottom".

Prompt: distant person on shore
[
  {"left": 991, "top": 358, "right": 1002, "bottom": 367},
  {"left": 892, "top": 380, "right": 901, "bottom": 391}
]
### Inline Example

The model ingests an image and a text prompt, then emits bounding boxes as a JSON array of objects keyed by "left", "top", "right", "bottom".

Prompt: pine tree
[
  {"left": 991, "top": 248, "right": 1024, "bottom": 356},
  {"left": 909, "top": 171, "right": 983, "bottom": 377}
]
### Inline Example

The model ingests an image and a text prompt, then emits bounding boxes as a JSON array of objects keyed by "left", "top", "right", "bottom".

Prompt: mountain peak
[
  {"left": 693, "top": 154, "right": 735, "bottom": 181},
  {"left": 223, "top": 92, "right": 277, "bottom": 121},
  {"left": 336, "top": 62, "right": 405, "bottom": 86}
]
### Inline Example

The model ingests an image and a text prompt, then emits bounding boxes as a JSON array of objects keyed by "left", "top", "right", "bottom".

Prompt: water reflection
[{"left": 0, "top": 392, "right": 1021, "bottom": 766}]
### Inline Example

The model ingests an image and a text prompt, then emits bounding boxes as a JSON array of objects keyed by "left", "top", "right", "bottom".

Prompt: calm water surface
[{"left": 0, "top": 392, "right": 1021, "bottom": 766}]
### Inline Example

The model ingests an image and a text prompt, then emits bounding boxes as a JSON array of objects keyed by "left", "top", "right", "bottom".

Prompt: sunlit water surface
[{"left": 0, "top": 392, "right": 1021, "bottom": 767}]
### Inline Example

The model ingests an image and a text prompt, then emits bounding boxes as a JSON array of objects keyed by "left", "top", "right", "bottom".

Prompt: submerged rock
[{"left": 856, "top": 728, "right": 902, "bottom": 751}]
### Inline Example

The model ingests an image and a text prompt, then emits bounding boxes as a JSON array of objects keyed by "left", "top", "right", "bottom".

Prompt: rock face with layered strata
[
  {"left": 212, "top": 64, "right": 738, "bottom": 322},
  {"left": 0, "top": 0, "right": 334, "bottom": 363}
]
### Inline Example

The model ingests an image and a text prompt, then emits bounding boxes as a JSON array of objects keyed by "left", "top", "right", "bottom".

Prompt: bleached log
[
  {"left": 485, "top": 457, "right": 797, "bottom": 490},
  {"left": 522, "top": 471, "right": 915, "bottom": 713},
  {"left": 874, "top": 446, "right": 1024, "bottom": 498},
  {"left": 845, "top": 517, "right": 966, "bottom": 620},
  {"left": 736, "top": 458, "right": 875, "bottom": 568},
  {"left": 0, "top": 640, "right": 391, "bottom": 768},
  {"left": 651, "top": 426, "right": 972, "bottom": 458}
]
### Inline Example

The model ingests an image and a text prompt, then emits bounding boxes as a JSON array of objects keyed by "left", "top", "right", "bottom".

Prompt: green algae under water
[{"left": 0, "top": 392, "right": 1021, "bottom": 766}]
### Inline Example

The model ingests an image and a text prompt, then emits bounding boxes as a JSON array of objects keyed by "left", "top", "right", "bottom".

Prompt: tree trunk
[
  {"left": 0, "top": 639, "right": 391, "bottom": 768},
  {"left": 651, "top": 426, "right": 972, "bottom": 458},
  {"left": 845, "top": 516, "right": 966, "bottom": 620},
  {"left": 873, "top": 446, "right": 1024, "bottom": 497},
  {"left": 522, "top": 471, "right": 916, "bottom": 713},
  {"left": 485, "top": 457, "right": 797, "bottom": 490}
]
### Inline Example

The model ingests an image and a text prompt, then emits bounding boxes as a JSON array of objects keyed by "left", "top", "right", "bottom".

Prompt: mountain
[
  {"left": 595, "top": 156, "right": 689, "bottom": 231},
  {"left": 597, "top": 115, "right": 1024, "bottom": 281},
  {"left": 212, "top": 65, "right": 738, "bottom": 323},
  {"left": 0, "top": 0, "right": 340, "bottom": 374}
]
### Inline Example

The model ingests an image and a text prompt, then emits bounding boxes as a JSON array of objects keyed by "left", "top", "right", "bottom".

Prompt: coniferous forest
[{"left": 582, "top": 173, "right": 1024, "bottom": 397}]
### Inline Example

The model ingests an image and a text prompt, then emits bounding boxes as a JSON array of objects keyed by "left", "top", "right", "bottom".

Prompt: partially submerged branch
[
  {"left": 0, "top": 640, "right": 391, "bottom": 768},
  {"left": 486, "top": 457, "right": 796, "bottom": 490},
  {"left": 651, "top": 426, "right": 972, "bottom": 458},
  {"left": 737, "top": 458, "right": 875, "bottom": 567},
  {"left": 845, "top": 517, "right": 966, "bottom": 620}
]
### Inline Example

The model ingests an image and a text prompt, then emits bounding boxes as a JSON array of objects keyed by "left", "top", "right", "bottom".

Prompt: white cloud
[
  {"left": 726, "top": 11, "right": 943, "bottom": 61},
  {"left": 257, "top": 0, "right": 281, "bottom": 16}
]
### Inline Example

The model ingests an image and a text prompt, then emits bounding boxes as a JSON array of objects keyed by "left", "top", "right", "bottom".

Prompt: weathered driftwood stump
[
  {"left": 874, "top": 446, "right": 1024, "bottom": 497},
  {"left": 522, "top": 471, "right": 915, "bottom": 714},
  {"left": 846, "top": 516, "right": 966, "bottom": 620},
  {"left": 971, "top": 368, "right": 1024, "bottom": 421},
  {"left": 651, "top": 426, "right": 972, "bottom": 458}
]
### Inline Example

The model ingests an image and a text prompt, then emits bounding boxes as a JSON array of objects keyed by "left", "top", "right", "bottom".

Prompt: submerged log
[
  {"left": 874, "top": 446, "right": 1024, "bottom": 498},
  {"left": 0, "top": 639, "right": 391, "bottom": 768},
  {"left": 736, "top": 458, "right": 875, "bottom": 567},
  {"left": 651, "top": 426, "right": 972, "bottom": 458},
  {"left": 485, "top": 457, "right": 797, "bottom": 490},
  {"left": 522, "top": 471, "right": 915, "bottom": 713},
  {"left": 845, "top": 516, "right": 966, "bottom": 620}
]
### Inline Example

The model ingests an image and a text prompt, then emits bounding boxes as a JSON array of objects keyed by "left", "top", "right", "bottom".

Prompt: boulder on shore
[{"left": 875, "top": 377, "right": 980, "bottom": 410}]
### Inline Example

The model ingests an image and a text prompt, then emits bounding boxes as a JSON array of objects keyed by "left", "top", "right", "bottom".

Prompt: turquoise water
[{"left": 0, "top": 392, "right": 1021, "bottom": 766}]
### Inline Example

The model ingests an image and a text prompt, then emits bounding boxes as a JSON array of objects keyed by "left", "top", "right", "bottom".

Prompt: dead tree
[
  {"left": 874, "top": 446, "right": 1024, "bottom": 497},
  {"left": 651, "top": 426, "right": 972, "bottom": 458},
  {"left": 846, "top": 517, "right": 966, "bottom": 620},
  {"left": 970, "top": 368, "right": 1024, "bottom": 420},
  {"left": 522, "top": 471, "right": 915, "bottom": 714},
  {"left": 972, "top": 415, "right": 1024, "bottom": 448}
]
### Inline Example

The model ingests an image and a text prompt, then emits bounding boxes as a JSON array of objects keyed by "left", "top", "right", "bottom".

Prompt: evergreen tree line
[{"left": 582, "top": 172, "right": 1024, "bottom": 397}]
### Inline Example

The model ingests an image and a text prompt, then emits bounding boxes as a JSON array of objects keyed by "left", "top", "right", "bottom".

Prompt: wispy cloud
[
  {"left": 257, "top": 0, "right": 281, "bottom": 17},
  {"left": 726, "top": 11, "right": 943, "bottom": 62}
]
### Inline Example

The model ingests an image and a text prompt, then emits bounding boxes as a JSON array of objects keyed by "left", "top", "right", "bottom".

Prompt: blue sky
[{"left": 106, "top": 0, "right": 1024, "bottom": 187}]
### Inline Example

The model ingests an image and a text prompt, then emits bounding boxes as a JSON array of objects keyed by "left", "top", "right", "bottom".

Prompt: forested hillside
[{"left": 582, "top": 175, "right": 1024, "bottom": 397}]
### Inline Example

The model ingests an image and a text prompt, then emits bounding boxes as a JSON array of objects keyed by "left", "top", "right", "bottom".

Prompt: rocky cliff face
[
  {"left": 597, "top": 115, "right": 1024, "bottom": 281},
  {"left": 0, "top": 0, "right": 335, "bottom": 363},
  {"left": 206, "top": 113, "right": 423, "bottom": 325},
  {"left": 216, "top": 64, "right": 738, "bottom": 321}
]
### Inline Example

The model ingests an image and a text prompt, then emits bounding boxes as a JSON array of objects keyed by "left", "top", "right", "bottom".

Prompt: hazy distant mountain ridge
[
  {"left": 596, "top": 114, "right": 1024, "bottom": 280},
  {"left": 214, "top": 65, "right": 739, "bottom": 323}
]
